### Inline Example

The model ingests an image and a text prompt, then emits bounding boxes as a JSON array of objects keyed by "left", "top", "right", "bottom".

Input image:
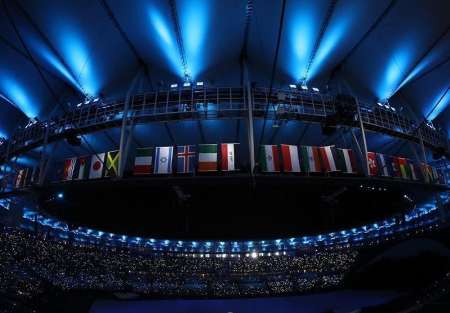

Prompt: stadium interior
[{"left": 0, "top": 0, "right": 449, "bottom": 312}]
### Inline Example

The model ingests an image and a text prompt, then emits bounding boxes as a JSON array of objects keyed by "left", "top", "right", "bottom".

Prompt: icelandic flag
[
  {"left": 155, "top": 146, "right": 173, "bottom": 174},
  {"left": 177, "top": 145, "right": 196, "bottom": 173}
]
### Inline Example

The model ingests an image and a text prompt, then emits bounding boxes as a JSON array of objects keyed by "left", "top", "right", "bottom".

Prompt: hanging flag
[
  {"left": 367, "top": 152, "right": 378, "bottom": 176},
  {"left": 408, "top": 161, "right": 419, "bottom": 181},
  {"left": 30, "top": 166, "right": 40, "bottom": 184},
  {"left": 376, "top": 153, "right": 391, "bottom": 177},
  {"left": 437, "top": 169, "right": 446, "bottom": 185},
  {"left": 62, "top": 157, "right": 77, "bottom": 181},
  {"left": 281, "top": 144, "right": 301, "bottom": 172},
  {"left": 177, "top": 145, "right": 196, "bottom": 173},
  {"left": 319, "top": 146, "right": 339, "bottom": 172},
  {"left": 105, "top": 150, "right": 120, "bottom": 177},
  {"left": 336, "top": 148, "right": 358, "bottom": 174},
  {"left": 155, "top": 146, "right": 173, "bottom": 174},
  {"left": 220, "top": 143, "right": 239, "bottom": 171},
  {"left": 397, "top": 157, "right": 411, "bottom": 180},
  {"left": 431, "top": 166, "right": 439, "bottom": 184},
  {"left": 300, "top": 146, "right": 321, "bottom": 172},
  {"left": 89, "top": 153, "right": 105, "bottom": 179},
  {"left": 134, "top": 147, "right": 154, "bottom": 175},
  {"left": 15, "top": 168, "right": 27, "bottom": 188},
  {"left": 74, "top": 156, "right": 87, "bottom": 180},
  {"left": 260, "top": 145, "right": 280, "bottom": 172},
  {"left": 198, "top": 144, "right": 218, "bottom": 172},
  {"left": 391, "top": 157, "right": 402, "bottom": 178}
]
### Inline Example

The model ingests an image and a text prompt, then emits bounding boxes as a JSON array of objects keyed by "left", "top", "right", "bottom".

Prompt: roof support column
[{"left": 243, "top": 60, "right": 255, "bottom": 177}]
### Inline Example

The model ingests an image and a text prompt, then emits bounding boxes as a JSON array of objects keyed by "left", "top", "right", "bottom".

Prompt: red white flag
[
  {"left": 62, "top": 157, "right": 76, "bottom": 181},
  {"left": 89, "top": 153, "right": 105, "bottom": 179},
  {"left": 367, "top": 152, "right": 378, "bottom": 176},
  {"left": 281, "top": 144, "right": 301, "bottom": 172},
  {"left": 220, "top": 143, "right": 239, "bottom": 171}
]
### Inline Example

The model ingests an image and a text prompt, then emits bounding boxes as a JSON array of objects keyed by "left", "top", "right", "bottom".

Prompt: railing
[{"left": 0, "top": 87, "right": 447, "bottom": 161}]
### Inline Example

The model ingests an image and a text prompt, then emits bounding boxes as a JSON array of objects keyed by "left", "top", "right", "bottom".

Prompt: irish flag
[
  {"left": 281, "top": 144, "right": 300, "bottom": 172},
  {"left": 198, "top": 144, "right": 218, "bottom": 172},
  {"left": 319, "top": 146, "right": 339, "bottom": 172},
  {"left": 221, "top": 143, "right": 239, "bottom": 171},
  {"left": 260, "top": 145, "right": 280, "bottom": 172},
  {"left": 134, "top": 147, "right": 153, "bottom": 175},
  {"left": 300, "top": 146, "right": 321, "bottom": 172}
]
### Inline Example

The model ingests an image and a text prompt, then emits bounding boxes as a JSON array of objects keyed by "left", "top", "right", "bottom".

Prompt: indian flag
[
  {"left": 281, "top": 144, "right": 300, "bottom": 172},
  {"left": 300, "top": 146, "right": 321, "bottom": 172},
  {"left": 260, "top": 145, "right": 280, "bottom": 172},
  {"left": 134, "top": 147, "right": 153, "bottom": 175},
  {"left": 198, "top": 144, "right": 218, "bottom": 172}
]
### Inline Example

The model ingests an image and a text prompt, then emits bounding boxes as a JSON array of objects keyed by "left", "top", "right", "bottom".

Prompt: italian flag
[
  {"left": 198, "top": 144, "right": 218, "bottom": 172},
  {"left": 300, "top": 146, "right": 321, "bottom": 172},
  {"left": 281, "top": 144, "right": 300, "bottom": 172},
  {"left": 259, "top": 145, "right": 280, "bottom": 172},
  {"left": 319, "top": 146, "right": 339, "bottom": 172},
  {"left": 221, "top": 143, "right": 239, "bottom": 171},
  {"left": 134, "top": 147, "right": 153, "bottom": 175},
  {"left": 336, "top": 148, "right": 358, "bottom": 174}
]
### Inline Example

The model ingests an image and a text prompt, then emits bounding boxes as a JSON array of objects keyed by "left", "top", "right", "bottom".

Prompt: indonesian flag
[
  {"left": 220, "top": 143, "right": 239, "bottom": 171},
  {"left": 198, "top": 144, "right": 218, "bottom": 172},
  {"left": 300, "top": 146, "right": 321, "bottom": 172},
  {"left": 62, "top": 157, "right": 76, "bottom": 181},
  {"left": 259, "top": 145, "right": 280, "bottom": 172},
  {"left": 134, "top": 147, "right": 153, "bottom": 175},
  {"left": 89, "top": 153, "right": 105, "bottom": 179},
  {"left": 367, "top": 152, "right": 378, "bottom": 176},
  {"left": 319, "top": 146, "right": 339, "bottom": 172},
  {"left": 281, "top": 144, "right": 300, "bottom": 172},
  {"left": 155, "top": 146, "right": 173, "bottom": 174},
  {"left": 75, "top": 156, "right": 87, "bottom": 180},
  {"left": 336, "top": 148, "right": 358, "bottom": 174}
]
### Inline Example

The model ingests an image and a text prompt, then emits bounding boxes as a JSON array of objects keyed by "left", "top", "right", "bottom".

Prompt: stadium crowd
[{"left": 0, "top": 227, "right": 358, "bottom": 302}]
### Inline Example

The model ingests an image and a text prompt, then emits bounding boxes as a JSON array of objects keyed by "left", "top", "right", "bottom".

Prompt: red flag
[{"left": 367, "top": 152, "right": 378, "bottom": 176}]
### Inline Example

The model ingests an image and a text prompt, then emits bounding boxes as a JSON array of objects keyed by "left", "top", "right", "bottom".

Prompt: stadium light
[
  {"left": 251, "top": 252, "right": 257, "bottom": 258},
  {"left": 183, "top": 82, "right": 191, "bottom": 87},
  {"left": 170, "top": 83, "right": 178, "bottom": 88},
  {"left": 196, "top": 81, "right": 204, "bottom": 86},
  {"left": 57, "top": 192, "right": 64, "bottom": 199},
  {"left": 301, "top": 85, "right": 308, "bottom": 90},
  {"left": 312, "top": 87, "right": 320, "bottom": 92},
  {"left": 289, "top": 84, "right": 297, "bottom": 89}
]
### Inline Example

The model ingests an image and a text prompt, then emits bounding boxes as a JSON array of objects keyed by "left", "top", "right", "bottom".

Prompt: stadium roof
[{"left": 0, "top": 0, "right": 448, "bottom": 140}]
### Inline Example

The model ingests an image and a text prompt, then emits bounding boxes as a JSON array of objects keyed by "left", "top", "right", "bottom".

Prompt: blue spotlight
[
  {"left": 57, "top": 192, "right": 64, "bottom": 199},
  {"left": 0, "top": 79, "right": 37, "bottom": 118}
]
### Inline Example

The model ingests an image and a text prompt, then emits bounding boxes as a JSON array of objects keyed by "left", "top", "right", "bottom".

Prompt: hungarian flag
[
  {"left": 259, "top": 145, "right": 280, "bottom": 172},
  {"left": 367, "top": 152, "right": 378, "bottom": 176},
  {"left": 336, "top": 148, "right": 358, "bottom": 174},
  {"left": 300, "top": 146, "right": 321, "bottom": 172},
  {"left": 319, "top": 146, "right": 339, "bottom": 172},
  {"left": 134, "top": 147, "right": 153, "bottom": 175},
  {"left": 220, "top": 143, "right": 239, "bottom": 171},
  {"left": 89, "top": 153, "right": 105, "bottom": 179},
  {"left": 74, "top": 156, "right": 87, "bottom": 180},
  {"left": 198, "top": 144, "right": 218, "bottom": 172},
  {"left": 62, "top": 157, "right": 77, "bottom": 181},
  {"left": 155, "top": 146, "right": 173, "bottom": 174},
  {"left": 376, "top": 153, "right": 392, "bottom": 177},
  {"left": 105, "top": 150, "right": 120, "bottom": 177},
  {"left": 177, "top": 145, "right": 196, "bottom": 173},
  {"left": 397, "top": 157, "right": 411, "bottom": 179},
  {"left": 281, "top": 144, "right": 300, "bottom": 172}
]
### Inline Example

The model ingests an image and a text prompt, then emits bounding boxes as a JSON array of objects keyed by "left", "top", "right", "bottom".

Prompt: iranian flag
[
  {"left": 220, "top": 143, "right": 239, "bottom": 171},
  {"left": 134, "top": 147, "right": 153, "bottom": 175},
  {"left": 198, "top": 144, "right": 218, "bottom": 172},
  {"left": 300, "top": 146, "right": 321, "bottom": 172},
  {"left": 319, "top": 146, "right": 339, "bottom": 172},
  {"left": 75, "top": 156, "right": 87, "bottom": 180},
  {"left": 89, "top": 153, "right": 105, "bottom": 179},
  {"left": 62, "top": 157, "right": 76, "bottom": 181},
  {"left": 336, "top": 148, "right": 358, "bottom": 174},
  {"left": 259, "top": 145, "right": 280, "bottom": 172},
  {"left": 367, "top": 152, "right": 378, "bottom": 176},
  {"left": 281, "top": 144, "right": 300, "bottom": 172}
]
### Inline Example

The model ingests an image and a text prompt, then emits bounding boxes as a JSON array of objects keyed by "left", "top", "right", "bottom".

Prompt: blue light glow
[
  {"left": 427, "top": 88, "right": 449, "bottom": 121},
  {"left": 288, "top": 11, "right": 315, "bottom": 80},
  {"left": 0, "top": 78, "right": 37, "bottom": 118},
  {"left": 376, "top": 47, "right": 412, "bottom": 100},
  {"left": 179, "top": 0, "right": 209, "bottom": 79},
  {"left": 57, "top": 193, "right": 64, "bottom": 199},
  {"left": 56, "top": 27, "right": 99, "bottom": 96},
  {"left": 149, "top": 9, "right": 184, "bottom": 78}
]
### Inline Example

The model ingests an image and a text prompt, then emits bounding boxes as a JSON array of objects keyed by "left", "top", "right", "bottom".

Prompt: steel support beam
[{"left": 38, "top": 125, "right": 50, "bottom": 185}]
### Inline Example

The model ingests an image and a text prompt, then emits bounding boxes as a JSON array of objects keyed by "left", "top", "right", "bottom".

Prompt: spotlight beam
[
  {"left": 401, "top": 55, "right": 450, "bottom": 88},
  {"left": 391, "top": 27, "right": 450, "bottom": 97},
  {"left": 303, "top": 0, "right": 338, "bottom": 82},
  {"left": 98, "top": 0, "right": 154, "bottom": 89},
  {"left": 12, "top": 1, "right": 86, "bottom": 96},
  {"left": 168, "top": 0, "right": 190, "bottom": 81}
]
